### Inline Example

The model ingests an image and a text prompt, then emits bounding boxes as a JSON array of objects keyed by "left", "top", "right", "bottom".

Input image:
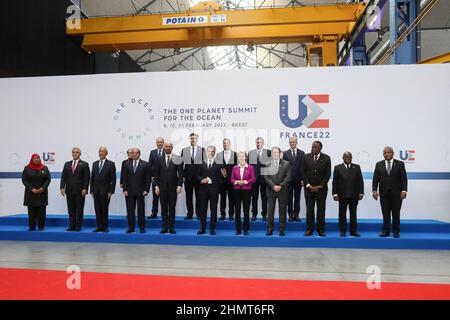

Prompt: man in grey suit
[{"left": 264, "top": 147, "right": 291, "bottom": 236}]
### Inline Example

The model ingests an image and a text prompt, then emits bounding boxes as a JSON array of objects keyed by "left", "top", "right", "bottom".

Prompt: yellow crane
[{"left": 67, "top": 1, "right": 366, "bottom": 66}]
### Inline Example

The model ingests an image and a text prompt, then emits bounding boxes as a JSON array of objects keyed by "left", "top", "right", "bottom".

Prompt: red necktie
[{"left": 71, "top": 161, "right": 76, "bottom": 174}]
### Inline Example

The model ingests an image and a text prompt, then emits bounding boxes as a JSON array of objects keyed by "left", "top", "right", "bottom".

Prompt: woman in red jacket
[{"left": 230, "top": 151, "right": 256, "bottom": 235}]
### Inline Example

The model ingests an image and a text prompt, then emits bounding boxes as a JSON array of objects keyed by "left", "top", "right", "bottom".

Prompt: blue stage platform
[{"left": 0, "top": 214, "right": 449, "bottom": 250}]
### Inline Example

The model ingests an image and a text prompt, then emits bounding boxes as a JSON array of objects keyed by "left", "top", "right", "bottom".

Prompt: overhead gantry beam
[{"left": 66, "top": 4, "right": 366, "bottom": 52}]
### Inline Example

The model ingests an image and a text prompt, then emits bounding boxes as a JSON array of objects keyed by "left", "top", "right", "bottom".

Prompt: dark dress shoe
[
  {"left": 66, "top": 227, "right": 76, "bottom": 232},
  {"left": 150, "top": 213, "right": 157, "bottom": 219},
  {"left": 75, "top": 228, "right": 81, "bottom": 232},
  {"left": 160, "top": 228, "right": 168, "bottom": 234},
  {"left": 184, "top": 215, "right": 193, "bottom": 220},
  {"left": 304, "top": 230, "right": 313, "bottom": 236},
  {"left": 340, "top": 232, "right": 346, "bottom": 237},
  {"left": 210, "top": 230, "right": 216, "bottom": 235},
  {"left": 139, "top": 228, "right": 146, "bottom": 234},
  {"left": 266, "top": 229, "right": 273, "bottom": 236},
  {"left": 169, "top": 229, "right": 176, "bottom": 234},
  {"left": 379, "top": 232, "right": 390, "bottom": 237},
  {"left": 262, "top": 216, "right": 267, "bottom": 221},
  {"left": 350, "top": 232, "right": 360, "bottom": 237},
  {"left": 294, "top": 217, "right": 301, "bottom": 222},
  {"left": 197, "top": 229, "right": 205, "bottom": 235},
  {"left": 28, "top": 228, "right": 36, "bottom": 232},
  {"left": 235, "top": 230, "right": 241, "bottom": 235},
  {"left": 228, "top": 216, "right": 234, "bottom": 221},
  {"left": 251, "top": 215, "right": 257, "bottom": 221},
  {"left": 288, "top": 216, "right": 294, "bottom": 222},
  {"left": 279, "top": 231, "right": 285, "bottom": 236},
  {"left": 93, "top": 228, "right": 102, "bottom": 233},
  {"left": 243, "top": 231, "right": 249, "bottom": 235},
  {"left": 103, "top": 228, "right": 109, "bottom": 233},
  {"left": 219, "top": 215, "right": 225, "bottom": 221},
  {"left": 318, "top": 231, "right": 326, "bottom": 237},
  {"left": 393, "top": 233, "right": 400, "bottom": 238},
  {"left": 126, "top": 228, "right": 135, "bottom": 234},
  {"left": 38, "top": 228, "right": 44, "bottom": 231}
]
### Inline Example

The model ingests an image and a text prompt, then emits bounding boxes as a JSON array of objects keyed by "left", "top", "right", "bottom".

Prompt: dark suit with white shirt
[
  {"left": 122, "top": 159, "right": 151, "bottom": 231},
  {"left": 149, "top": 148, "right": 164, "bottom": 216},
  {"left": 216, "top": 150, "right": 237, "bottom": 219},
  {"left": 283, "top": 148, "right": 305, "bottom": 220},
  {"left": 181, "top": 146, "right": 206, "bottom": 219},
  {"left": 248, "top": 148, "right": 271, "bottom": 219},
  {"left": 372, "top": 159, "right": 408, "bottom": 234},
  {"left": 332, "top": 163, "right": 364, "bottom": 234},
  {"left": 90, "top": 159, "right": 116, "bottom": 231},
  {"left": 154, "top": 154, "right": 183, "bottom": 230}
]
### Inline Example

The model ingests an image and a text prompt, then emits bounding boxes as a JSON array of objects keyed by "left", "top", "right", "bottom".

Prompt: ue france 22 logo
[{"left": 279, "top": 94, "right": 330, "bottom": 128}]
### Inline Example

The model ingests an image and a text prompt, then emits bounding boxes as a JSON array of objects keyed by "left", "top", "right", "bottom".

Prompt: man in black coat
[
  {"left": 282, "top": 136, "right": 305, "bottom": 222},
  {"left": 60, "top": 147, "right": 90, "bottom": 231},
  {"left": 264, "top": 147, "right": 291, "bottom": 236},
  {"left": 148, "top": 137, "right": 165, "bottom": 219},
  {"left": 122, "top": 148, "right": 151, "bottom": 234},
  {"left": 180, "top": 133, "right": 205, "bottom": 220},
  {"left": 120, "top": 148, "right": 133, "bottom": 214},
  {"left": 372, "top": 146, "right": 408, "bottom": 238},
  {"left": 332, "top": 151, "right": 364, "bottom": 237},
  {"left": 195, "top": 146, "right": 225, "bottom": 235},
  {"left": 154, "top": 142, "right": 183, "bottom": 234},
  {"left": 90, "top": 146, "right": 116, "bottom": 233},
  {"left": 300, "top": 141, "right": 331, "bottom": 237},
  {"left": 248, "top": 137, "right": 271, "bottom": 221},
  {"left": 215, "top": 138, "right": 237, "bottom": 221}
]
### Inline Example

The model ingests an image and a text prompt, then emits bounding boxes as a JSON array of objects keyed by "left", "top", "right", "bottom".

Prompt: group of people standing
[{"left": 22, "top": 133, "right": 408, "bottom": 238}]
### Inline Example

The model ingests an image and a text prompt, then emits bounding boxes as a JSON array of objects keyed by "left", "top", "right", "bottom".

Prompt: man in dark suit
[
  {"left": 90, "top": 146, "right": 116, "bottom": 233},
  {"left": 248, "top": 137, "right": 271, "bottom": 221},
  {"left": 148, "top": 137, "right": 165, "bottom": 219},
  {"left": 332, "top": 151, "right": 364, "bottom": 237},
  {"left": 372, "top": 146, "right": 408, "bottom": 238},
  {"left": 60, "top": 147, "right": 90, "bottom": 232},
  {"left": 180, "top": 133, "right": 205, "bottom": 220},
  {"left": 122, "top": 148, "right": 151, "bottom": 233},
  {"left": 154, "top": 142, "right": 183, "bottom": 234},
  {"left": 300, "top": 141, "right": 331, "bottom": 237},
  {"left": 264, "top": 147, "right": 291, "bottom": 236},
  {"left": 196, "top": 146, "right": 225, "bottom": 235},
  {"left": 282, "top": 136, "right": 305, "bottom": 222},
  {"left": 120, "top": 148, "right": 133, "bottom": 214},
  {"left": 215, "top": 138, "right": 237, "bottom": 221}
]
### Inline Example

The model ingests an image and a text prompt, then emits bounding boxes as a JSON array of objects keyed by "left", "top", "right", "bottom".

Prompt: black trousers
[
  {"left": 126, "top": 195, "right": 146, "bottom": 230},
  {"left": 305, "top": 189, "right": 327, "bottom": 233},
  {"left": 184, "top": 178, "right": 200, "bottom": 218},
  {"left": 66, "top": 193, "right": 85, "bottom": 229},
  {"left": 93, "top": 193, "right": 110, "bottom": 230},
  {"left": 159, "top": 187, "right": 177, "bottom": 230},
  {"left": 234, "top": 189, "right": 251, "bottom": 232},
  {"left": 220, "top": 182, "right": 235, "bottom": 217},
  {"left": 27, "top": 206, "right": 46, "bottom": 230},
  {"left": 338, "top": 198, "right": 358, "bottom": 234},
  {"left": 287, "top": 181, "right": 302, "bottom": 218},
  {"left": 251, "top": 178, "right": 268, "bottom": 217},
  {"left": 151, "top": 182, "right": 159, "bottom": 214},
  {"left": 380, "top": 192, "right": 402, "bottom": 234},
  {"left": 267, "top": 192, "right": 288, "bottom": 232},
  {"left": 199, "top": 190, "right": 219, "bottom": 231}
]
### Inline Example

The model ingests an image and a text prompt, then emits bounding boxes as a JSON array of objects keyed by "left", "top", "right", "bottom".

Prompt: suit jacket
[
  {"left": 60, "top": 159, "right": 90, "bottom": 195},
  {"left": 122, "top": 159, "right": 151, "bottom": 196},
  {"left": 282, "top": 148, "right": 305, "bottom": 184},
  {"left": 230, "top": 165, "right": 257, "bottom": 190},
  {"left": 372, "top": 159, "right": 408, "bottom": 197},
  {"left": 90, "top": 159, "right": 116, "bottom": 195},
  {"left": 22, "top": 166, "right": 51, "bottom": 207},
  {"left": 120, "top": 159, "right": 132, "bottom": 187},
  {"left": 332, "top": 163, "right": 364, "bottom": 199},
  {"left": 300, "top": 153, "right": 331, "bottom": 190},
  {"left": 215, "top": 150, "right": 237, "bottom": 183},
  {"left": 264, "top": 160, "right": 291, "bottom": 198},
  {"left": 148, "top": 148, "right": 164, "bottom": 177},
  {"left": 181, "top": 146, "right": 206, "bottom": 179},
  {"left": 154, "top": 154, "right": 183, "bottom": 190},
  {"left": 247, "top": 149, "right": 271, "bottom": 178},
  {"left": 195, "top": 160, "right": 223, "bottom": 193}
]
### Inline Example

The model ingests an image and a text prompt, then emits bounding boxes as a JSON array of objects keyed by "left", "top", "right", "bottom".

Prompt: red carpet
[{"left": 0, "top": 268, "right": 449, "bottom": 300}]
